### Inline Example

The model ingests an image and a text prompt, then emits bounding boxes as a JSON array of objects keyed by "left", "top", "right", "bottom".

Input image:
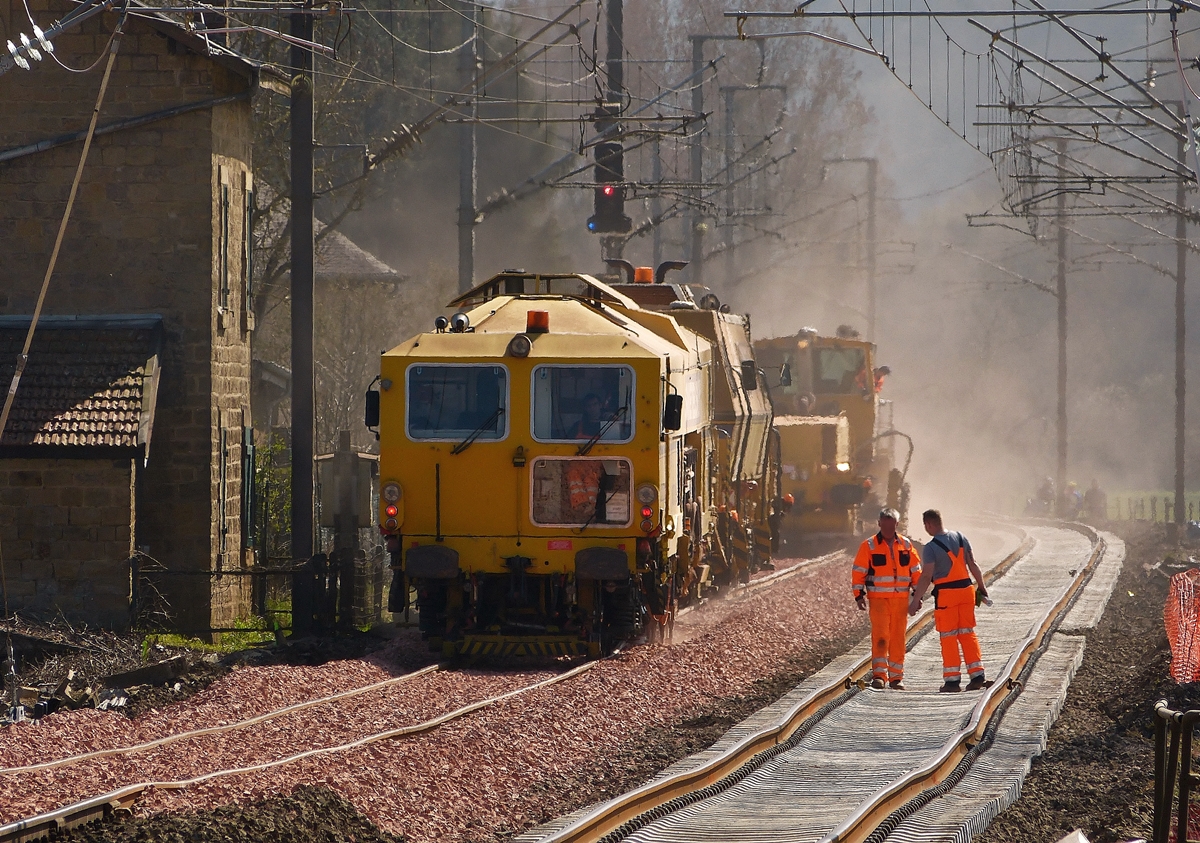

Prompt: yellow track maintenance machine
[
  {"left": 366, "top": 265, "right": 786, "bottom": 658},
  {"left": 754, "top": 327, "right": 911, "bottom": 541}
]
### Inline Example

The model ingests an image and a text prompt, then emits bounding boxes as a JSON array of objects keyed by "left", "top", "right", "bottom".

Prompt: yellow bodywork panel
[
  {"left": 775, "top": 414, "right": 862, "bottom": 534},
  {"left": 755, "top": 333, "right": 877, "bottom": 472},
  {"left": 377, "top": 295, "right": 702, "bottom": 576}
]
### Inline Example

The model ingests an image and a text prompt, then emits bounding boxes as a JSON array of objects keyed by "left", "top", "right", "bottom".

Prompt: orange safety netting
[{"left": 1167, "top": 568, "right": 1200, "bottom": 683}]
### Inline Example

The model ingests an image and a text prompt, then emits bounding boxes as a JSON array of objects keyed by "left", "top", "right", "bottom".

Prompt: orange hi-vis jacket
[
  {"left": 566, "top": 461, "right": 601, "bottom": 509},
  {"left": 852, "top": 533, "right": 921, "bottom": 600},
  {"left": 930, "top": 533, "right": 975, "bottom": 608}
]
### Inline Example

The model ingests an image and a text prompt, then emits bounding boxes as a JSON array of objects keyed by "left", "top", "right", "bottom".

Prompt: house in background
[
  {"left": 0, "top": 0, "right": 267, "bottom": 632},
  {"left": 0, "top": 316, "right": 162, "bottom": 627},
  {"left": 252, "top": 223, "right": 409, "bottom": 452}
]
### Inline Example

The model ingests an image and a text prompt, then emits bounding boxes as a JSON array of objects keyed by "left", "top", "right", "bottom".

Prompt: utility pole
[
  {"left": 652, "top": 134, "right": 663, "bottom": 267},
  {"left": 689, "top": 35, "right": 705, "bottom": 285},
  {"left": 598, "top": 0, "right": 625, "bottom": 265},
  {"left": 723, "top": 86, "right": 735, "bottom": 285},
  {"left": 1055, "top": 138, "right": 1068, "bottom": 516},
  {"left": 1175, "top": 104, "right": 1187, "bottom": 539},
  {"left": 457, "top": 0, "right": 478, "bottom": 294},
  {"left": 290, "top": 3, "right": 315, "bottom": 562},
  {"left": 822, "top": 156, "right": 877, "bottom": 340},
  {"left": 866, "top": 157, "right": 877, "bottom": 342}
]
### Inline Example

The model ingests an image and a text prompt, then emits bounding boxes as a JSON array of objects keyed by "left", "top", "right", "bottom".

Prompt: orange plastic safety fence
[{"left": 1166, "top": 569, "right": 1200, "bottom": 683}]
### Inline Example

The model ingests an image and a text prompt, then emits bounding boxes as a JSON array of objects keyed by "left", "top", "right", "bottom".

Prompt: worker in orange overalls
[
  {"left": 908, "top": 509, "right": 992, "bottom": 692},
  {"left": 852, "top": 507, "right": 921, "bottom": 690}
]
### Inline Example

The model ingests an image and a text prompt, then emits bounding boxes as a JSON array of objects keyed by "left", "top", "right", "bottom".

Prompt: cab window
[
  {"left": 813, "top": 347, "right": 866, "bottom": 394},
  {"left": 530, "top": 457, "right": 631, "bottom": 526},
  {"left": 531, "top": 365, "right": 634, "bottom": 443},
  {"left": 406, "top": 364, "right": 507, "bottom": 441}
]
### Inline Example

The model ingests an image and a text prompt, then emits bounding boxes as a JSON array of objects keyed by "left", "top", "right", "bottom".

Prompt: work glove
[{"left": 855, "top": 594, "right": 866, "bottom": 611}]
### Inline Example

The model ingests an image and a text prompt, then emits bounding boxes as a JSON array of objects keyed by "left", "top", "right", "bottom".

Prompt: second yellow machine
[{"left": 368, "top": 266, "right": 783, "bottom": 658}]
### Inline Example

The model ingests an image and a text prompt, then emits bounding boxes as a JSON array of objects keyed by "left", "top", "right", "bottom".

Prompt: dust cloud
[{"left": 309, "top": 3, "right": 1192, "bottom": 514}]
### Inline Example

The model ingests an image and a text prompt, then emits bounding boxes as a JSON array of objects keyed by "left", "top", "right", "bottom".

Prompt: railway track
[
  {"left": 0, "top": 525, "right": 1037, "bottom": 843},
  {"left": 0, "top": 547, "right": 854, "bottom": 842},
  {"left": 512, "top": 522, "right": 1116, "bottom": 843}
]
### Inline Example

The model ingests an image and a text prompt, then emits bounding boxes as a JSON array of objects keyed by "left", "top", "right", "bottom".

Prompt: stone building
[{"left": 0, "top": 0, "right": 263, "bottom": 631}]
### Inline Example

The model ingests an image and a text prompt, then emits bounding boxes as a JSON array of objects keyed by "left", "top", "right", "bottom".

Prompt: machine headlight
[
  {"left": 382, "top": 482, "right": 402, "bottom": 503},
  {"left": 636, "top": 483, "right": 658, "bottom": 505}
]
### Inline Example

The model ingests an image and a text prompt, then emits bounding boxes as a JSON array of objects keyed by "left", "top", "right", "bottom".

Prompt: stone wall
[
  {"left": 0, "top": 0, "right": 254, "bottom": 632},
  {"left": 0, "top": 458, "right": 134, "bottom": 628}
]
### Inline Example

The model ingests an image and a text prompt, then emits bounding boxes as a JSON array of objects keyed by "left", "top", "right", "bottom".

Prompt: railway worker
[
  {"left": 570, "top": 393, "right": 605, "bottom": 439},
  {"left": 852, "top": 507, "right": 921, "bottom": 690},
  {"left": 872, "top": 365, "right": 891, "bottom": 393},
  {"left": 907, "top": 510, "right": 992, "bottom": 692},
  {"left": 1083, "top": 479, "right": 1108, "bottom": 522}
]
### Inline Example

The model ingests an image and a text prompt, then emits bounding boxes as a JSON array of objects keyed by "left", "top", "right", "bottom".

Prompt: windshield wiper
[
  {"left": 576, "top": 406, "right": 627, "bottom": 456},
  {"left": 451, "top": 406, "right": 504, "bottom": 454}
]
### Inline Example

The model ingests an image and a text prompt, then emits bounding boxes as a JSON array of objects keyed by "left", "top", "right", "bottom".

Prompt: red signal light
[
  {"left": 385, "top": 505, "right": 398, "bottom": 517},
  {"left": 641, "top": 505, "right": 654, "bottom": 519},
  {"left": 602, "top": 184, "right": 616, "bottom": 197}
]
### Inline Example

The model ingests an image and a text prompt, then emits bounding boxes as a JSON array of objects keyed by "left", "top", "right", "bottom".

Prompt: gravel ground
[
  {"left": 978, "top": 520, "right": 1200, "bottom": 843},
  {"left": 7, "top": 521, "right": 1174, "bottom": 843},
  {"left": 13, "top": 551, "right": 870, "bottom": 843}
]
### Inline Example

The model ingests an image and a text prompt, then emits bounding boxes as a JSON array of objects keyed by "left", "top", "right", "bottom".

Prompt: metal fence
[{"left": 1154, "top": 701, "right": 1200, "bottom": 843}]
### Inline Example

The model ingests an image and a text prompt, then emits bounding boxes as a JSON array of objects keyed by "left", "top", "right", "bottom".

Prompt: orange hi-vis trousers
[
  {"left": 868, "top": 597, "right": 909, "bottom": 682},
  {"left": 934, "top": 600, "right": 984, "bottom": 685}
]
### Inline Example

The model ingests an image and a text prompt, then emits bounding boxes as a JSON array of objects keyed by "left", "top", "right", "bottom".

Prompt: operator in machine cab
[{"left": 570, "top": 393, "right": 606, "bottom": 439}]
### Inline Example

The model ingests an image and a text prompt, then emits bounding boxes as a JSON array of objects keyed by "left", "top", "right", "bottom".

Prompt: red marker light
[
  {"left": 641, "top": 506, "right": 654, "bottom": 518},
  {"left": 385, "top": 505, "right": 398, "bottom": 517},
  {"left": 602, "top": 184, "right": 616, "bottom": 197}
]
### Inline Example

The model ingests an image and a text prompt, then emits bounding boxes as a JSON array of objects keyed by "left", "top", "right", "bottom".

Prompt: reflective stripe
[
  {"left": 852, "top": 565, "right": 868, "bottom": 573},
  {"left": 966, "top": 660, "right": 983, "bottom": 670}
]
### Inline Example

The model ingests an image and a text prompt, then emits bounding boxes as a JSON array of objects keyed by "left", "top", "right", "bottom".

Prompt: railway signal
[{"left": 587, "top": 141, "right": 631, "bottom": 234}]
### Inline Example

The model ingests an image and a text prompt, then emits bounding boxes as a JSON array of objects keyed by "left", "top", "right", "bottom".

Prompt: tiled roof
[
  {"left": 315, "top": 227, "right": 401, "bottom": 279},
  {"left": 0, "top": 315, "right": 162, "bottom": 452}
]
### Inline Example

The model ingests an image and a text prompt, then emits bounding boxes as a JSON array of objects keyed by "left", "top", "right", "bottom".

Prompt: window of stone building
[
  {"left": 218, "top": 425, "right": 229, "bottom": 568},
  {"left": 244, "top": 177, "right": 253, "bottom": 297},
  {"left": 241, "top": 425, "right": 256, "bottom": 551},
  {"left": 219, "top": 181, "right": 231, "bottom": 313}
]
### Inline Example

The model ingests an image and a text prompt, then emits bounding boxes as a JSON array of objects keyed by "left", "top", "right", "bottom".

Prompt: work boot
[
  {"left": 889, "top": 680, "right": 906, "bottom": 691},
  {"left": 966, "top": 676, "right": 994, "bottom": 691},
  {"left": 870, "top": 677, "right": 885, "bottom": 690},
  {"left": 938, "top": 682, "right": 962, "bottom": 693}
]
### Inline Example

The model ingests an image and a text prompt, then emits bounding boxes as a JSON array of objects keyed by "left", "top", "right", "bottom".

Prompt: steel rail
[
  {"left": 0, "top": 544, "right": 856, "bottom": 843},
  {"left": 0, "top": 660, "right": 600, "bottom": 843},
  {"left": 822, "top": 523, "right": 1105, "bottom": 843},
  {"left": 528, "top": 526, "right": 1035, "bottom": 843},
  {"left": 0, "top": 664, "right": 444, "bottom": 775}
]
